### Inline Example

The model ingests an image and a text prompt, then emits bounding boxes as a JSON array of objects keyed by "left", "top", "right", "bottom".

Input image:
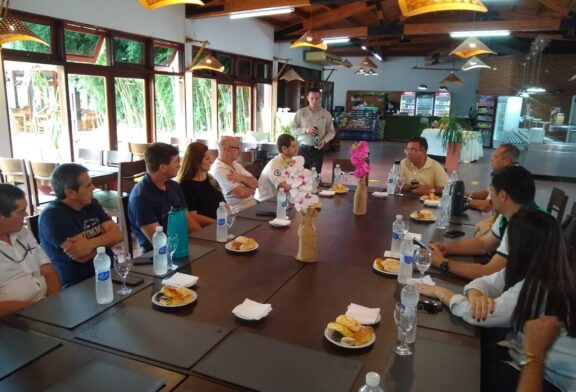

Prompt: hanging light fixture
[
  {"left": 417, "top": 84, "right": 428, "bottom": 90},
  {"left": 569, "top": 74, "right": 576, "bottom": 82},
  {"left": 450, "top": 37, "right": 496, "bottom": 58},
  {"left": 356, "top": 56, "right": 378, "bottom": 69},
  {"left": 139, "top": 0, "right": 204, "bottom": 9},
  {"left": 461, "top": 56, "right": 491, "bottom": 71},
  {"left": 290, "top": 30, "right": 327, "bottom": 51},
  {"left": 440, "top": 72, "right": 463, "bottom": 85},
  {"left": 398, "top": 0, "right": 487, "bottom": 17},
  {"left": 186, "top": 40, "right": 224, "bottom": 73},
  {"left": 438, "top": 85, "right": 449, "bottom": 91},
  {"left": 279, "top": 68, "right": 305, "bottom": 82},
  {"left": 0, "top": 0, "right": 49, "bottom": 46}
]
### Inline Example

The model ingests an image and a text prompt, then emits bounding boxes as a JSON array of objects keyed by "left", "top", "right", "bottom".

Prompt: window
[
  {"left": 155, "top": 74, "right": 185, "bottom": 143},
  {"left": 113, "top": 36, "right": 145, "bottom": 65},
  {"left": 154, "top": 41, "right": 181, "bottom": 72},
  {"left": 115, "top": 77, "right": 146, "bottom": 151},
  {"left": 2, "top": 20, "right": 52, "bottom": 54},
  {"left": 65, "top": 24, "right": 107, "bottom": 65},
  {"left": 192, "top": 77, "right": 215, "bottom": 139},
  {"left": 236, "top": 85, "right": 251, "bottom": 132},
  {"left": 217, "top": 84, "right": 233, "bottom": 133}
]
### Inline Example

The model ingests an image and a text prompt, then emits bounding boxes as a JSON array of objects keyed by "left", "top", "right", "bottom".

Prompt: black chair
[
  {"left": 104, "top": 150, "right": 133, "bottom": 167},
  {"left": 26, "top": 215, "right": 40, "bottom": 244},
  {"left": 562, "top": 202, "right": 576, "bottom": 264},
  {"left": 546, "top": 187, "right": 568, "bottom": 223}
]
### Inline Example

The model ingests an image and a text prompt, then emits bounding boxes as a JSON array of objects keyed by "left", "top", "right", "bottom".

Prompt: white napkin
[
  {"left": 404, "top": 232, "right": 422, "bottom": 241},
  {"left": 269, "top": 218, "right": 291, "bottom": 226},
  {"left": 162, "top": 272, "right": 199, "bottom": 287},
  {"left": 372, "top": 191, "right": 388, "bottom": 198},
  {"left": 345, "top": 303, "right": 381, "bottom": 325},
  {"left": 319, "top": 190, "right": 335, "bottom": 196},
  {"left": 232, "top": 298, "right": 272, "bottom": 320},
  {"left": 408, "top": 275, "right": 436, "bottom": 286},
  {"left": 384, "top": 250, "right": 400, "bottom": 259}
]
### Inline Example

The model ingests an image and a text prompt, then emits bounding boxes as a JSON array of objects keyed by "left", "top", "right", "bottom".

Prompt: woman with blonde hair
[{"left": 177, "top": 142, "right": 225, "bottom": 224}]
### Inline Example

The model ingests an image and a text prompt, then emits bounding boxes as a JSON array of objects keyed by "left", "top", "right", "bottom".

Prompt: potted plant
[{"left": 437, "top": 114, "right": 464, "bottom": 172}]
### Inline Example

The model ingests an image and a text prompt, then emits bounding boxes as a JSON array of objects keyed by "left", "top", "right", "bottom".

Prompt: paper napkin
[
  {"left": 162, "top": 272, "right": 199, "bottom": 288},
  {"left": 372, "top": 191, "right": 388, "bottom": 198},
  {"left": 232, "top": 298, "right": 272, "bottom": 320},
  {"left": 408, "top": 275, "right": 436, "bottom": 286},
  {"left": 345, "top": 303, "right": 381, "bottom": 325}
]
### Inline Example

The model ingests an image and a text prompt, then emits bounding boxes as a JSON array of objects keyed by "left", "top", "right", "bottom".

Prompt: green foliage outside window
[
  {"left": 2, "top": 22, "right": 51, "bottom": 53},
  {"left": 154, "top": 46, "right": 175, "bottom": 66},
  {"left": 155, "top": 75, "right": 176, "bottom": 132},
  {"left": 192, "top": 78, "right": 213, "bottom": 134},
  {"left": 114, "top": 37, "right": 144, "bottom": 64}
]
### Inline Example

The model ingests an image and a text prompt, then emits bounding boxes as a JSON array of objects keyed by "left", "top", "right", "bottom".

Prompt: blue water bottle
[{"left": 167, "top": 207, "right": 189, "bottom": 259}]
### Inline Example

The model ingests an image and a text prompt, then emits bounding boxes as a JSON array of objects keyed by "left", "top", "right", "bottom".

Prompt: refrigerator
[
  {"left": 399, "top": 91, "right": 416, "bottom": 115},
  {"left": 493, "top": 96, "right": 523, "bottom": 147},
  {"left": 415, "top": 92, "right": 435, "bottom": 116},
  {"left": 475, "top": 95, "right": 496, "bottom": 147},
  {"left": 433, "top": 92, "right": 451, "bottom": 117}
]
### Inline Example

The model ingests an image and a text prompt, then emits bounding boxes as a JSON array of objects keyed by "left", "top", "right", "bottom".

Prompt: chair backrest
[
  {"left": 28, "top": 161, "right": 59, "bottom": 213},
  {"left": 117, "top": 160, "right": 146, "bottom": 195},
  {"left": 0, "top": 157, "right": 34, "bottom": 215},
  {"left": 195, "top": 138, "right": 209, "bottom": 146},
  {"left": 331, "top": 158, "right": 357, "bottom": 184},
  {"left": 26, "top": 215, "right": 40, "bottom": 244},
  {"left": 237, "top": 150, "right": 255, "bottom": 164},
  {"left": 128, "top": 142, "right": 151, "bottom": 160},
  {"left": 243, "top": 159, "right": 265, "bottom": 179},
  {"left": 119, "top": 195, "right": 134, "bottom": 258},
  {"left": 207, "top": 149, "right": 219, "bottom": 162},
  {"left": 78, "top": 148, "right": 103, "bottom": 165},
  {"left": 105, "top": 150, "right": 133, "bottom": 167},
  {"left": 546, "top": 187, "right": 568, "bottom": 223}
]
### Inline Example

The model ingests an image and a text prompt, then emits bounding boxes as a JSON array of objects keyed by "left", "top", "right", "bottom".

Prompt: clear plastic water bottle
[
  {"left": 216, "top": 202, "right": 228, "bottom": 243},
  {"left": 435, "top": 186, "right": 451, "bottom": 229},
  {"left": 398, "top": 235, "right": 414, "bottom": 284},
  {"left": 333, "top": 164, "right": 342, "bottom": 185},
  {"left": 392, "top": 160, "right": 400, "bottom": 177},
  {"left": 358, "top": 372, "right": 384, "bottom": 392},
  {"left": 310, "top": 167, "right": 319, "bottom": 193},
  {"left": 401, "top": 280, "right": 420, "bottom": 343},
  {"left": 276, "top": 188, "right": 288, "bottom": 220},
  {"left": 152, "top": 226, "right": 168, "bottom": 275},
  {"left": 93, "top": 247, "right": 113, "bottom": 304},
  {"left": 386, "top": 169, "right": 395, "bottom": 195},
  {"left": 449, "top": 170, "right": 459, "bottom": 184},
  {"left": 390, "top": 215, "right": 406, "bottom": 256}
]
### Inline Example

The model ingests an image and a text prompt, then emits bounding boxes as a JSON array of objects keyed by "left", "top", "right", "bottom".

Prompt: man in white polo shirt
[
  {"left": 0, "top": 184, "right": 60, "bottom": 316},
  {"left": 256, "top": 134, "right": 299, "bottom": 201}
]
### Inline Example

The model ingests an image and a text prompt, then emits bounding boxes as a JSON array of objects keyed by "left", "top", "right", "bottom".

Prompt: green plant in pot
[{"left": 437, "top": 114, "right": 464, "bottom": 153}]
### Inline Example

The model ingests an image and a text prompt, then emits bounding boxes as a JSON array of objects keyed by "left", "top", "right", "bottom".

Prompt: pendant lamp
[
  {"left": 440, "top": 72, "right": 463, "bottom": 85},
  {"left": 450, "top": 37, "right": 496, "bottom": 58},
  {"left": 0, "top": 0, "right": 49, "bottom": 47},
  {"left": 569, "top": 74, "right": 576, "bottom": 82},
  {"left": 140, "top": 0, "right": 204, "bottom": 9},
  {"left": 461, "top": 56, "right": 491, "bottom": 71},
  {"left": 398, "top": 0, "right": 487, "bottom": 17},
  {"left": 187, "top": 40, "right": 224, "bottom": 73},
  {"left": 279, "top": 68, "right": 305, "bottom": 82},
  {"left": 290, "top": 30, "right": 327, "bottom": 51},
  {"left": 357, "top": 56, "right": 378, "bottom": 69}
]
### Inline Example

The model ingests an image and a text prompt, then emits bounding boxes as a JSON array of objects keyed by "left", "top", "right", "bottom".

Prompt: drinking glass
[
  {"left": 227, "top": 212, "right": 237, "bottom": 239},
  {"left": 342, "top": 171, "right": 350, "bottom": 185},
  {"left": 396, "top": 175, "right": 405, "bottom": 196},
  {"left": 113, "top": 253, "right": 133, "bottom": 295},
  {"left": 167, "top": 234, "right": 179, "bottom": 271},
  {"left": 415, "top": 248, "right": 432, "bottom": 279},
  {"left": 393, "top": 302, "right": 416, "bottom": 356}
]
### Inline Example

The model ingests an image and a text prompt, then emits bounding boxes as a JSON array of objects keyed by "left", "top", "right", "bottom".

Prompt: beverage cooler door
[
  {"left": 399, "top": 91, "right": 416, "bottom": 115},
  {"left": 433, "top": 92, "right": 451, "bottom": 117},
  {"left": 416, "top": 92, "right": 434, "bottom": 116}
]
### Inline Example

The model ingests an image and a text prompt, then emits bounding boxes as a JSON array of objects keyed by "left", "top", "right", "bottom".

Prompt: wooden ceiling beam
[
  {"left": 276, "top": 26, "right": 369, "bottom": 41},
  {"left": 535, "top": 0, "right": 575, "bottom": 16},
  {"left": 187, "top": 0, "right": 310, "bottom": 18},
  {"left": 404, "top": 18, "right": 562, "bottom": 35},
  {"left": 307, "top": 2, "right": 372, "bottom": 29}
]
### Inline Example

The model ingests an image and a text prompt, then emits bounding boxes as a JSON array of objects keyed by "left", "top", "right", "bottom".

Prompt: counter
[{"left": 520, "top": 142, "right": 576, "bottom": 178}]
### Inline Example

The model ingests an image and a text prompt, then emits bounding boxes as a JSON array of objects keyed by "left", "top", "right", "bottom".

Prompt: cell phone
[
  {"left": 444, "top": 230, "right": 466, "bottom": 238},
  {"left": 412, "top": 238, "right": 429, "bottom": 249},
  {"left": 132, "top": 257, "right": 153, "bottom": 265},
  {"left": 256, "top": 211, "right": 275, "bottom": 217},
  {"left": 112, "top": 275, "right": 144, "bottom": 287}
]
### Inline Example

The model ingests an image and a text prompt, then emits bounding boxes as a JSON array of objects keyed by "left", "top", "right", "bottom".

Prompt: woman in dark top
[{"left": 177, "top": 142, "right": 225, "bottom": 222}]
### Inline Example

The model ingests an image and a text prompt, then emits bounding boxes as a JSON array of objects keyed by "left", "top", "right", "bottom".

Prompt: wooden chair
[
  {"left": 546, "top": 187, "right": 568, "bottom": 223},
  {"left": 0, "top": 157, "right": 34, "bottom": 215},
  {"left": 563, "top": 202, "right": 576, "bottom": 264},
  {"left": 105, "top": 150, "right": 133, "bottom": 167},
  {"left": 28, "top": 161, "right": 59, "bottom": 214},
  {"left": 237, "top": 150, "right": 255, "bottom": 164},
  {"left": 26, "top": 215, "right": 40, "bottom": 244},
  {"left": 243, "top": 160, "right": 265, "bottom": 179},
  {"left": 77, "top": 148, "right": 103, "bottom": 165},
  {"left": 128, "top": 142, "right": 151, "bottom": 160},
  {"left": 93, "top": 160, "right": 146, "bottom": 213},
  {"left": 331, "top": 158, "right": 357, "bottom": 184},
  {"left": 119, "top": 195, "right": 134, "bottom": 258},
  {"left": 195, "top": 138, "right": 209, "bottom": 146}
]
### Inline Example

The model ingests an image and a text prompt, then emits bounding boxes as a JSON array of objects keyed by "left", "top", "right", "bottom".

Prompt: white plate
[
  {"left": 331, "top": 188, "right": 349, "bottom": 194},
  {"left": 269, "top": 218, "right": 291, "bottom": 228},
  {"left": 410, "top": 212, "right": 437, "bottom": 223},
  {"left": 318, "top": 190, "right": 335, "bottom": 197},
  {"left": 423, "top": 200, "right": 440, "bottom": 208},
  {"left": 373, "top": 258, "right": 399, "bottom": 276},
  {"left": 419, "top": 195, "right": 441, "bottom": 202},
  {"left": 152, "top": 290, "right": 197, "bottom": 308},
  {"left": 372, "top": 192, "right": 388, "bottom": 199},
  {"left": 225, "top": 241, "right": 259, "bottom": 253},
  {"left": 324, "top": 328, "right": 376, "bottom": 349}
]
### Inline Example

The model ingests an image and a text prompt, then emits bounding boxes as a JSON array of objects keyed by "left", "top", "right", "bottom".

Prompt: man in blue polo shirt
[
  {"left": 39, "top": 164, "right": 123, "bottom": 288},
  {"left": 128, "top": 142, "right": 201, "bottom": 252}
]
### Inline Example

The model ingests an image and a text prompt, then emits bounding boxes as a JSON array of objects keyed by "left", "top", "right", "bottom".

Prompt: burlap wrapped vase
[
  {"left": 296, "top": 207, "right": 319, "bottom": 262},
  {"left": 353, "top": 177, "right": 368, "bottom": 216}
]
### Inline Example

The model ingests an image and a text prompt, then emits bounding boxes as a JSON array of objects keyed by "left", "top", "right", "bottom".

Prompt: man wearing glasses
[
  {"left": 0, "top": 184, "right": 60, "bottom": 316},
  {"left": 399, "top": 136, "right": 449, "bottom": 196},
  {"left": 210, "top": 136, "right": 258, "bottom": 212}
]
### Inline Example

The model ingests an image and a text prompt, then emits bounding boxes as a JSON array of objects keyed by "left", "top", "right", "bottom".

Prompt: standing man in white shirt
[
  {"left": 210, "top": 136, "right": 258, "bottom": 212},
  {"left": 293, "top": 88, "right": 335, "bottom": 172},
  {"left": 256, "top": 134, "right": 299, "bottom": 201},
  {"left": 0, "top": 184, "right": 60, "bottom": 316}
]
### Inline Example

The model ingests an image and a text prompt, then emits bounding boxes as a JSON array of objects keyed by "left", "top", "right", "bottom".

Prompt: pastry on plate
[
  {"left": 411, "top": 209, "right": 435, "bottom": 220},
  {"left": 228, "top": 236, "right": 257, "bottom": 250},
  {"left": 158, "top": 286, "right": 193, "bottom": 306},
  {"left": 374, "top": 257, "right": 400, "bottom": 273}
]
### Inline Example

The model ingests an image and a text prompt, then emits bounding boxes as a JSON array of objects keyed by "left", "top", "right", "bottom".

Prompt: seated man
[
  {"left": 39, "top": 164, "right": 122, "bottom": 288},
  {"left": 210, "top": 136, "right": 258, "bottom": 212},
  {"left": 399, "top": 136, "right": 449, "bottom": 196},
  {"left": 430, "top": 165, "right": 536, "bottom": 280},
  {"left": 129, "top": 142, "right": 202, "bottom": 252},
  {"left": 0, "top": 185, "right": 60, "bottom": 316},
  {"left": 255, "top": 134, "right": 298, "bottom": 201}
]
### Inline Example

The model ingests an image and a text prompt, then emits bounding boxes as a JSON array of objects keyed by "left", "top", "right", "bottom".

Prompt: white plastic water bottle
[
  {"left": 449, "top": 170, "right": 459, "bottom": 184},
  {"left": 152, "top": 226, "right": 168, "bottom": 275},
  {"left": 216, "top": 202, "right": 228, "bottom": 243},
  {"left": 310, "top": 167, "right": 319, "bottom": 193},
  {"left": 390, "top": 215, "right": 406, "bottom": 256},
  {"left": 358, "top": 372, "right": 384, "bottom": 392},
  {"left": 397, "top": 235, "right": 414, "bottom": 284},
  {"left": 276, "top": 188, "right": 288, "bottom": 220},
  {"left": 334, "top": 164, "right": 342, "bottom": 185},
  {"left": 386, "top": 169, "right": 395, "bottom": 195},
  {"left": 401, "top": 280, "right": 420, "bottom": 343},
  {"left": 93, "top": 247, "right": 113, "bottom": 304},
  {"left": 436, "top": 186, "right": 451, "bottom": 229}
]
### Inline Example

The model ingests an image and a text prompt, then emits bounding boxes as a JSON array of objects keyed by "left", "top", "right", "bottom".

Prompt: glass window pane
[
  {"left": 217, "top": 84, "right": 233, "bottom": 133},
  {"left": 2, "top": 21, "right": 51, "bottom": 54},
  {"left": 255, "top": 83, "right": 272, "bottom": 141},
  {"left": 238, "top": 59, "right": 251, "bottom": 78},
  {"left": 216, "top": 54, "right": 232, "bottom": 75},
  {"left": 113, "top": 37, "right": 144, "bottom": 64},
  {"left": 4, "top": 61, "right": 70, "bottom": 161},
  {"left": 255, "top": 62, "right": 269, "bottom": 80},
  {"left": 155, "top": 75, "right": 185, "bottom": 142},
  {"left": 115, "top": 77, "right": 146, "bottom": 150},
  {"left": 235, "top": 86, "right": 251, "bottom": 133},
  {"left": 192, "top": 77, "right": 214, "bottom": 139},
  {"left": 68, "top": 74, "right": 109, "bottom": 154},
  {"left": 65, "top": 28, "right": 108, "bottom": 65}
]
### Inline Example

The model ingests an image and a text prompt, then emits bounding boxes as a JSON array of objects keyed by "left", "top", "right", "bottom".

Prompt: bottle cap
[
  {"left": 396, "top": 214, "right": 402, "bottom": 219},
  {"left": 335, "top": 164, "right": 340, "bottom": 168},
  {"left": 219, "top": 202, "right": 225, "bottom": 207},
  {"left": 279, "top": 188, "right": 285, "bottom": 193},
  {"left": 155, "top": 226, "right": 163, "bottom": 232},
  {"left": 366, "top": 372, "right": 380, "bottom": 387},
  {"left": 96, "top": 246, "right": 105, "bottom": 253},
  {"left": 394, "top": 159, "right": 401, "bottom": 164}
]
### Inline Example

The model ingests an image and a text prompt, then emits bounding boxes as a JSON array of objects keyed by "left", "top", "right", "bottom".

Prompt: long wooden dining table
[{"left": 0, "top": 188, "right": 490, "bottom": 392}]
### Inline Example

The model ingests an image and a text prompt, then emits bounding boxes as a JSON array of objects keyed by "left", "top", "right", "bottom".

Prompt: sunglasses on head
[{"left": 417, "top": 299, "right": 442, "bottom": 314}]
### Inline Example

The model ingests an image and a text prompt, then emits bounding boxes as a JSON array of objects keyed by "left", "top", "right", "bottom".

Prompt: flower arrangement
[
  {"left": 350, "top": 140, "right": 370, "bottom": 178},
  {"left": 283, "top": 156, "right": 319, "bottom": 213}
]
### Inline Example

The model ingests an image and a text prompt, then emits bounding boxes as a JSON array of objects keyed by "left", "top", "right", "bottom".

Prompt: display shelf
[
  {"left": 336, "top": 106, "right": 379, "bottom": 141},
  {"left": 475, "top": 95, "right": 496, "bottom": 147}
]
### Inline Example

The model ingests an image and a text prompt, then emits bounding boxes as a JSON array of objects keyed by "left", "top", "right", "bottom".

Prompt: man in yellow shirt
[{"left": 399, "top": 136, "right": 449, "bottom": 196}]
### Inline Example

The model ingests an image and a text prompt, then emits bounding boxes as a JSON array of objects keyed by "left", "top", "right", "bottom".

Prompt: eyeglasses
[
  {"left": 0, "top": 239, "right": 35, "bottom": 263},
  {"left": 229, "top": 145, "right": 241, "bottom": 149},
  {"left": 417, "top": 299, "right": 442, "bottom": 314},
  {"left": 404, "top": 148, "right": 423, "bottom": 154}
]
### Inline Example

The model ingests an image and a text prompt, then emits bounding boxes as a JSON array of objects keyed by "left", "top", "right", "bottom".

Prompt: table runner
[
  {"left": 131, "top": 244, "right": 214, "bottom": 277},
  {"left": 188, "top": 219, "right": 260, "bottom": 242}
]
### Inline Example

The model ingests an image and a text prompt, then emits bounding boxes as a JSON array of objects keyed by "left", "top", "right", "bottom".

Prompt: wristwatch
[{"left": 440, "top": 259, "right": 450, "bottom": 273}]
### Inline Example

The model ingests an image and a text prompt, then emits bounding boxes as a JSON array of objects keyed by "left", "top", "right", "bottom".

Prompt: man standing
[
  {"left": 256, "top": 134, "right": 298, "bottom": 201},
  {"left": 210, "top": 136, "right": 258, "bottom": 212},
  {"left": 39, "top": 164, "right": 122, "bottom": 288},
  {"left": 399, "top": 136, "right": 449, "bottom": 195},
  {"left": 293, "top": 88, "right": 335, "bottom": 172},
  {"left": 430, "top": 165, "right": 536, "bottom": 280},
  {"left": 0, "top": 184, "right": 60, "bottom": 315},
  {"left": 129, "top": 142, "right": 202, "bottom": 252}
]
